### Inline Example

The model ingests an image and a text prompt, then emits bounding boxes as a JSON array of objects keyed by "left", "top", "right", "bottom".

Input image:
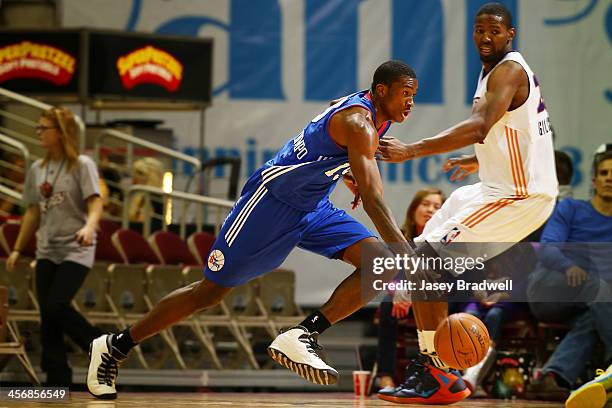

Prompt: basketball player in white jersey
[{"left": 376, "top": 2, "right": 558, "bottom": 404}]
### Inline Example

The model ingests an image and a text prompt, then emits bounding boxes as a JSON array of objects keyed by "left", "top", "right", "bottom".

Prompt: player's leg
[
  {"left": 88, "top": 183, "right": 304, "bottom": 398},
  {"left": 87, "top": 279, "right": 231, "bottom": 398},
  {"left": 386, "top": 191, "right": 556, "bottom": 404},
  {"left": 319, "top": 236, "right": 397, "bottom": 322},
  {"left": 380, "top": 185, "right": 485, "bottom": 404},
  {"left": 411, "top": 189, "right": 555, "bottom": 366},
  {"left": 379, "top": 247, "right": 471, "bottom": 405},
  {"left": 269, "top": 204, "right": 397, "bottom": 385},
  {"left": 412, "top": 301, "right": 449, "bottom": 367}
]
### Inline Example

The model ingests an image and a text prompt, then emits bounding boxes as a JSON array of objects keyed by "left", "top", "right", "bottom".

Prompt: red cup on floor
[{"left": 352, "top": 370, "right": 371, "bottom": 397}]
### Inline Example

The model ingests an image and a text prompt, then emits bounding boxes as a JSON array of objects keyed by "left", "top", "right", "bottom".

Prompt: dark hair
[
  {"left": 593, "top": 151, "right": 612, "bottom": 175},
  {"left": 371, "top": 60, "right": 416, "bottom": 92},
  {"left": 400, "top": 188, "right": 445, "bottom": 240},
  {"left": 476, "top": 2, "right": 513, "bottom": 28},
  {"left": 554, "top": 150, "right": 573, "bottom": 185}
]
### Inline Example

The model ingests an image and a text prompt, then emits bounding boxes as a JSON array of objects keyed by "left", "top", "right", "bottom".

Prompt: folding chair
[
  {"left": 111, "top": 229, "right": 182, "bottom": 369},
  {"left": 0, "top": 286, "right": 40, "bottom": 385},
  {"left": 73, "top": 219, "right": 123, "bottom": 325},
  {"left": 187, "top": 231, "right": 216, "bottom": 265},
  {"left": 0, "top": 223, "right": 39, "bottom": 324},
  {"left": 182, "top": 265, "right": 261, "bottom": 369},
  {"left": 258, "top": 269, "right": 305, "bottom": 331},
  {"left": 146, "top": 230, "right": 206, "bottom": 369}
]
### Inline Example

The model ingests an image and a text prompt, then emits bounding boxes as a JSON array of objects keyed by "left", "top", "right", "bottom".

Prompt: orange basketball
[{"left": 433, "top": 313, "right": 490, "bottom": 370}]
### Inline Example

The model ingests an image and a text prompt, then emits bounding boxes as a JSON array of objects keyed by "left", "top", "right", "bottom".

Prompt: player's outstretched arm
[
  {"left": 330, "top": 108, "right": 406, "bottom": 245},
  {"left": 378, "top": 61, "right": 527, "bottom": 162}
]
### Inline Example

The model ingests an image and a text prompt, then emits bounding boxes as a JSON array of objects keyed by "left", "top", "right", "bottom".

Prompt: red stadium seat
[
  {"left": 95, "top": 219, "right": 123, "bottom": 263},
  {"left": 111, "top": 229, "right": 161, "bottom": 264},
  {"left": 0, "top": 222, "right": 36, "bottom": 258},
  {"left": 187, "top": 231, "right": 216, "bottom": 266},
  {"left": 148, "top": 231, "right": 198, "bottom": 266}
]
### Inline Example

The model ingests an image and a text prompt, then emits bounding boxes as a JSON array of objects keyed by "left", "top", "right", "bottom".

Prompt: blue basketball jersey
[{"left": 244, "top": 90, "right": 392, "bottom": 211}]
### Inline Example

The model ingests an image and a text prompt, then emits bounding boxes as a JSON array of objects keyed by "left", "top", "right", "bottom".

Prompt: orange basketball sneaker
[{"left": 378, "top": 354, "right": 471, "bottom": 405}]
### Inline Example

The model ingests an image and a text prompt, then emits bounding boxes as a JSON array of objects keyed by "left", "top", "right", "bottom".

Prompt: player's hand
[
  {"left": 566, "top": 266, "right": 588, "bottom": 287},
  {"left": 75, "top": 225, "right": 95, "bottom": 246},
  {"left": 342, "top": 173, "right": 361, "bottom": 209},
  {"left": 6, "top": 250, "right": 20, "bottom": 272},
  {"left": 377, "top": 137, "right": 412, "bottom": 163},
  {"left": 391, "top": 300, "right": 411, "bottom": 319},
  {"left": 481, "top": 291, "right": 510, "bottom": 307},
  {"left": 443, "top": 155, "right": 479, "bottom": 182}
]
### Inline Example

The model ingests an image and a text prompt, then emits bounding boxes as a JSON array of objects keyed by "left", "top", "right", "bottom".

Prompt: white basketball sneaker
[
  {"left": 267, "top": 325, "right": 338, "bottom": 385},
  {"left": 87, "top": 334, "right": 127, "bottom": 399},
  {"left": 462, "top": 346, "right": 497, "bottom": 391}
]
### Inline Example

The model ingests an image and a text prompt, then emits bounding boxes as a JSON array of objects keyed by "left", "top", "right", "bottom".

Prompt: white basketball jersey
[{"left": 473, "top": 51, "right": 558, "bottom": 199}]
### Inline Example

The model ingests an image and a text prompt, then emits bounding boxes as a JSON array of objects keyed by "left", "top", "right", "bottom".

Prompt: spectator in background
[
  {"left": 526, "top": 150, "right": 574, "bottom": 242},
  {"left": 376, "top": 188, "right": 444, "bottom": 391},
  {"left": 527, "top": 150, "right": 612, "bottom": 402},
  {"left": 456, "top": 244, "right": 536, "bottom": 393},
  {"left": 6, "top": 107, "right": 105, "bottom": 387},
  {"left": 555, "top": 150, "right": 574, "bottom": 200},
  {"left": 97, "top": 150, "right": 123, "bottom": 218},
  {"left": 128, "top": 157, "right": 164, "bottom": 222}
]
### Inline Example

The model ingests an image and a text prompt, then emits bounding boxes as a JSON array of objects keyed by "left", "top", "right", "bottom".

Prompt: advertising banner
[{"left": 0, "top": 30, "right": 82, "bottom": 98}]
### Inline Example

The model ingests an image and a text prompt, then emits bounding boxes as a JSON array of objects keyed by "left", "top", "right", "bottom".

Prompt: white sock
[
  {"left": 417, "top": 329, "right": 427, "bottom": 353},
  {"left": 420, "top": 329, "right": 449, "bottom": 370}
]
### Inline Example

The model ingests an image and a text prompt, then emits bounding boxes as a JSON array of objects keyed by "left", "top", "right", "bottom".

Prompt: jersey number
[{"left": 325, "top": 163, "right": 351, "bottom": 181}]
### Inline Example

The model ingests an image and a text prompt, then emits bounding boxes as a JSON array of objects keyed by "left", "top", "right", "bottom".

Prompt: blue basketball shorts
[{"left": 203, "top": 182, "right": 376, "bottom": 287}]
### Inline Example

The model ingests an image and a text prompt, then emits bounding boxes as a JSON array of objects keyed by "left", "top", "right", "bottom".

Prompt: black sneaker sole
[{"left": 267, "top": 347, "right": 338, "bottom": 385}]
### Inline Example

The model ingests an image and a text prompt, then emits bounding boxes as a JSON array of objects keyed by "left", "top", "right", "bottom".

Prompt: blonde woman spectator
[
  {"left": 6, "top": 107, "right": 104, "bottom": 387},
  {"left": 128, "top": 157, "right": 164, "bottom": 222}
]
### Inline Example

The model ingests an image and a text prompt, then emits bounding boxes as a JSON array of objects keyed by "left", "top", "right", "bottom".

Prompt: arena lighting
[{"left": 162, "top": 171, "right": 173, "bottom": 225}]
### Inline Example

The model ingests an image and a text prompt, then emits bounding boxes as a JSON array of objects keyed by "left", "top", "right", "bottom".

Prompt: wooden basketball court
[{"left": 0, "top": 392, "right": 565, "bottom": 407}]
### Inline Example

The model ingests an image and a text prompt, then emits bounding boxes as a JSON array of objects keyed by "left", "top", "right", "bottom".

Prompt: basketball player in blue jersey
[{"left": 86, "top": 60, "right": 422, "bottom": 399}]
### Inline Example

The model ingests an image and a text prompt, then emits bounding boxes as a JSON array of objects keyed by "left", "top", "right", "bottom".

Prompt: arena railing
[
  {"left": 0, "top": 87, "right": 85, "bottom": 156},
  {"left": 94, "top": 128, "right": 203, "bottom": 223},
  {"left": 94, "top": 129, "right": 201, "bottom": 179},
  {"left": 0, "top": 134, "right": 30, "bottom": 209},
  {"left": 123, "top": 185, "right": 234, "bottom": 239}
]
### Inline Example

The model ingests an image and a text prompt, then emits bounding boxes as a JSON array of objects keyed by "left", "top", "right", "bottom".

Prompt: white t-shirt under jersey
[{"left": 473, "top": 51, "right": 558, "bottom": 199}]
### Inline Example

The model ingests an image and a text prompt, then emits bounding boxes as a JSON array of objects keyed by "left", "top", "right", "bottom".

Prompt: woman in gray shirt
[{"left": 6, "top": 107, "right": 104, "bottom": 387}]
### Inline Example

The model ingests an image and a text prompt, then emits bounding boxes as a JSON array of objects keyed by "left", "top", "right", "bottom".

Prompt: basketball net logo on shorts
[
  {"left": 440, "top": 227, "right": 461, "bottom": 245},
  {"left": 207, "top": 250, "right": 225, "bottom": 272}
]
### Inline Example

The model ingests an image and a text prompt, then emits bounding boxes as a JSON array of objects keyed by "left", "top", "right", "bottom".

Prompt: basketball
[{"left": 434, "top": 313, "right": 490, "bottom": 370}]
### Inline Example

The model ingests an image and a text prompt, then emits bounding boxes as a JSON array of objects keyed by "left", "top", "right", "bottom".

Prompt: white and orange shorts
[{"left": 414, "top": 182, "right": 556, "bottom": 271}]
